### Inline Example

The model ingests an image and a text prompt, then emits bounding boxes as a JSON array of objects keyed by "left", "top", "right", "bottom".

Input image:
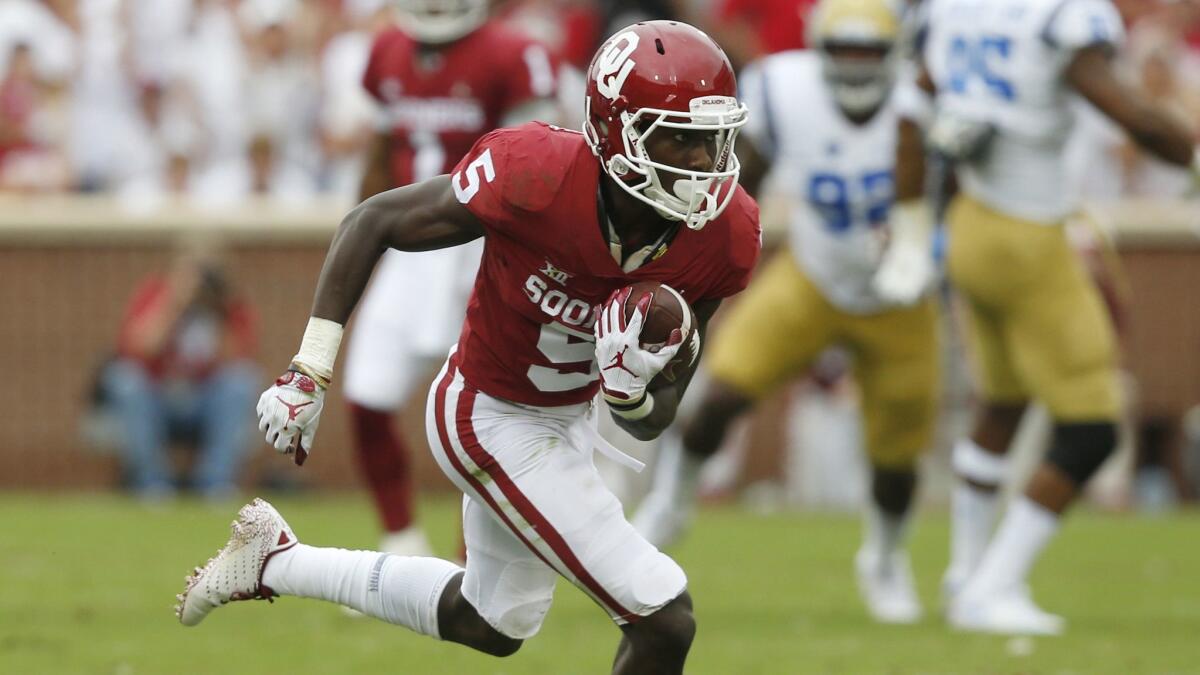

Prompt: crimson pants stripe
[
  {"left": 432, "top": 363, "right": 556, "bottom": 574},
  {"left": 451, "top": 382, "right": 636, "bottom": 622}
]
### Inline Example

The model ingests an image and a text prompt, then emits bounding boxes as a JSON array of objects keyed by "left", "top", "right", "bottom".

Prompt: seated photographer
[{"left": 103, "top": 241, "right": 259, "bottom": 501}]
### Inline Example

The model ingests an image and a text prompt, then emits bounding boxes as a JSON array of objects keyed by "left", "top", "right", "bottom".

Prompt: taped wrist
[
  {"left": 292, "top": 317, "right": 343, "bottom": 388},
  {"left": 1046, "top": 421, "right": 1117, "bottom": 487}
]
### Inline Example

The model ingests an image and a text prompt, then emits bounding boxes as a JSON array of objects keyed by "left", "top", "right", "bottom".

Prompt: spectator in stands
[
  {"left": 237, "top": 0, "right": 320, "bottom": 203},
  {"left": 0, "top": 42, "right": 71, "bottom": 191},
  {"left": 102, "top": 241, "right": 260, "bottom": 501},
  {"left": 0, "top": 0, "right": 76, "bottom": 193},
  {"left": 317, "top": 0, "right": 388, "bottom": 200}
]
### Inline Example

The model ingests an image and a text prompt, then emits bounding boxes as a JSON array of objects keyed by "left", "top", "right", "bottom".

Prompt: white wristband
[
  {"left": 609, "top": 394, "right": 655, "bottom": 421},
  {"left": 891, "top": 199, "right": 933, "bottom": 245},
  {"left": 292, "top": 317, "right": 344, "bottom": 383}
]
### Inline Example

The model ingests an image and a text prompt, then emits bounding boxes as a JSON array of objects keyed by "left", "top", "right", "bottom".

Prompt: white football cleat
[
  {"left": 175, "top": 498, "right": 298, "bottom": 626},
  {"left": 948, "top": 586, "right": 1065, "bottom": 636},
  {"left": 855, "top": 548, "right": 924, "bottom": 624},
  {"left": 940, "top": 565, "right": 970, "bottom": 612},
  {"left": 630, "top": 489, "right": 693, "bottom": 550}
]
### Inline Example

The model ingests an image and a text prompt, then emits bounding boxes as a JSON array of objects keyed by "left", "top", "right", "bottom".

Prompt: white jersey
[
  {"left": 922, "top": 0, "right": 1125, "bottom": 222},
  {"left": 741, "top": 51, "right": 899, "bottom": 314}
]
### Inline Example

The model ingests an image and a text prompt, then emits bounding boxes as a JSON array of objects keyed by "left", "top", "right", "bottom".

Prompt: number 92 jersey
[
  {"left": 922, "top": 0, "right": 1124, "bottom": 222},
  {"left": 447, "top": 122, "right": 762, "bottom": 408},
  {"left": 740, "top": 51, "right": 899, "bottom": 314}
]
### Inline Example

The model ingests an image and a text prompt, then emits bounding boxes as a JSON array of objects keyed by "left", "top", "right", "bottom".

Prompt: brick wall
[{"left": 2, "top": 196, "right": 1198, "bottom": 491}]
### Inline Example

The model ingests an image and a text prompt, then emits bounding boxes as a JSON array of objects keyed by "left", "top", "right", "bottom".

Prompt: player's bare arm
[
  {"left": 312, "top": 176, "right": 484, "bottom": 325},
  {"left": 357, "top": 132, "right": 394, "bottom": 202},
  {"left": 1066, "top": 45, "right": 1194, "bottom": 167},
  {"left": 895, "top": 117, "right": 926, "bottom": 202},
  {"left": 257, "top": 176, "right": 483, "bottom": 463},
  {"left": 895, "top": 65, "right": 934, "bottom": 202},
  {"left": 609, "top": 297, "right": 720, "bottom": 441}
]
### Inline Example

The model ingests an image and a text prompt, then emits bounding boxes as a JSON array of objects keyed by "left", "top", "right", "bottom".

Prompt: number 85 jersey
[
  {"left": 741, "top": 51, "right": 899, "bottom": 314},
  {"left": 922, "top": 0, "right": 1124, "bottom": 222}
]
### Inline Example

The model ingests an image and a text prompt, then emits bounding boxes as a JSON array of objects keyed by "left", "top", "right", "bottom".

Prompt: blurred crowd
[
  {"left": 2, "top": 0, "right": 1200, "bottom": 208},
  {"left": 0, "top": 0, "right": 805, "bottom": 208},
  {"left": 7, "top": 0, "right": 1200, "bottom": 507}
]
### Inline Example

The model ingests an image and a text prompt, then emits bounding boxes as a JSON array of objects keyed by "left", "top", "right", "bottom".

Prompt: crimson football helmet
[
  {"left": 393, "top": 0, "right": 487, "bottom": 44},
  {"left": 584, "top": 21, "right": 748, "bottom": 231}
]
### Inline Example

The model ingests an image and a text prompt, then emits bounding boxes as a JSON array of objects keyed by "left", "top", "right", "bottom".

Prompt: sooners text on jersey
[
  {"left": 449, "top": 123, "right": 761, "bottom": 407},
  {"left": 362, "top": 22, "right": 557, "bottom": 185}
]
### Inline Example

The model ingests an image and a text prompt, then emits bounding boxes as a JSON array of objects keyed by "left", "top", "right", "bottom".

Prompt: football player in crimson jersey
[
  {"left": 341, "top": 0, "right": 560, "bottom": 559},
  {"left": 177, "top": 21, "right": 760, "bottom": 674}
]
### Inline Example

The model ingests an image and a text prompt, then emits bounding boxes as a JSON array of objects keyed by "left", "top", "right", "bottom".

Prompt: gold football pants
[
  {"left": 946, "top": 195, "right": 1120, "bottom": 421},
  {"left": 707, "top": 252, "right": 939, "bottom": 469}
]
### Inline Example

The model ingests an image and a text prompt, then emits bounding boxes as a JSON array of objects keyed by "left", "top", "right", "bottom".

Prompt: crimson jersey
[
  {"left": 448, "top": 123, "right": 762, "bottom": 407},
  {"left": 362, "top": 22, "right": 558, "bottom": 186}
]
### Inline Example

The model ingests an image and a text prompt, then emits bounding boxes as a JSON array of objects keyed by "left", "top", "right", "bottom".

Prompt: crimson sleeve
[
  {"left": 361, "top": 30, "right": 397, "bottom": 102},
  {"left": 450, "top": 129, "right": 523, "bottom": 238},
  {"left": 705, "top": 195, "right": 763, "bottom": 300}
]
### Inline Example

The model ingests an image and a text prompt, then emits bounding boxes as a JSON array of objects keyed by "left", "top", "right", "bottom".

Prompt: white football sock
[
  {"left": 263, "top": 544, "right": 462, "bottom": 638},
  {"left": 862, "top": 500, "right": 911, "bottom": 561},
  {"left": 947, "top": 439, "right": 1006, "bottom": 580},
  {"left": 947, "top": 483, "right": 1000, "bottom": 578},
  {"left": 965, "top": 496, "right": 1059, "bottom": 598}
]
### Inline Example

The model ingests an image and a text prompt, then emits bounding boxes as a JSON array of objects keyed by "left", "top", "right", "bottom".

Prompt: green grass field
[{"left": 3, "top": 493, "right": 1198, "bottom": 675}]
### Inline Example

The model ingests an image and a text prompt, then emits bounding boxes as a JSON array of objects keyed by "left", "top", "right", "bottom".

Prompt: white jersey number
[
  {"left": 453, "top": 149, "right": 496, "bottom": 203},
  {"left": 523, "top": 44, "right": 555, "bottom": 98},
  {"left": 527, "top": 323, "right": 597, "bottom": 392}
]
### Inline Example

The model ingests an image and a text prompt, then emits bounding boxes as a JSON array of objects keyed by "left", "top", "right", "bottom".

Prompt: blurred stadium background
[{"left": 2, "top": 0, "right": 1199, "bottom": 673}]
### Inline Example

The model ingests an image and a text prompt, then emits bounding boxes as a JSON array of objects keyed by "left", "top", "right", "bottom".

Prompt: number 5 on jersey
[{"left": 453, "top": 149, "right": 496, "bottom": 203}]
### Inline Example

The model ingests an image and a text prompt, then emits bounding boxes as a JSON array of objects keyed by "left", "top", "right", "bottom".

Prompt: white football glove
[
  {"left": 873, "top": 200, "right": 936, "bottom": 306},
  {"left": 927, "top": 110, "right": 995, "bottom": 162},
  {"left": 594, "top": 287, "right": 683, "bottom": 415},
  {"left": 256, "top": 369, "right": 325, "bottom": 465}
]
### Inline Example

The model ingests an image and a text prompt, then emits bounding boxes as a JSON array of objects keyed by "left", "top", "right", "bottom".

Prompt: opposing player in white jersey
[
  {"left": 901, "top": 0, "right": 1199, "bottom": 634},
  {"left": 342, "top": 0, "right": 559, "bottom": 557},
  {"left": 633, "top": 0, "right": 942, "bottom": 624}
]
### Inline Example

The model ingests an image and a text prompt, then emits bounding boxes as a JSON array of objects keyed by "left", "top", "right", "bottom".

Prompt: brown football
[{"left": 620, "top": 280, "right": 698, "bottom": 383}]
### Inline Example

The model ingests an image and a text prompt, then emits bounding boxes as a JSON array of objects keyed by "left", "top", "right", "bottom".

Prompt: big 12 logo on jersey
[
  {"left": 521, "top": 259, "right": 603, "bottom": 394},
  {"left": 522, "top": 260, "right": 596, "bottom": 331}
]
